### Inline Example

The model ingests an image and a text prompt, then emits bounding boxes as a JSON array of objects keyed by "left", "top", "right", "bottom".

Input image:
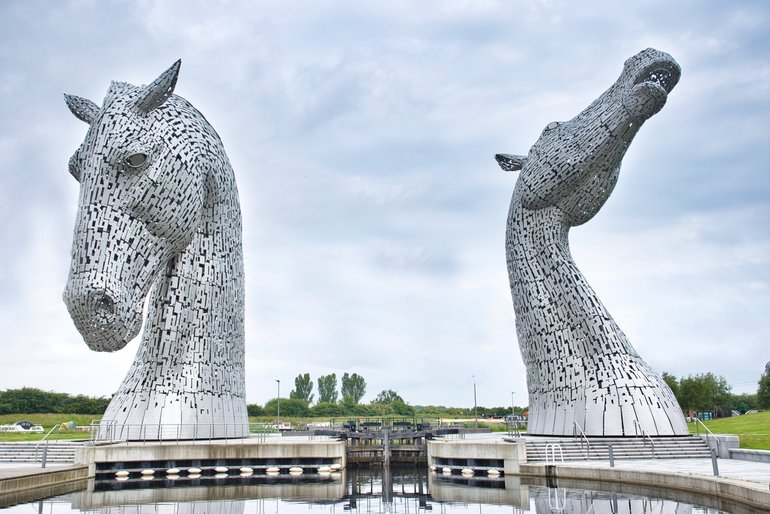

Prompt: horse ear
[
  {"left": 134, "top": 59, "right": 181, "bottom": 114},
  {"left": 64, "top": 94, "right": 99, "bottom": 124},
  {"left": 495, "top": 153, "right": 526, "bottom": 172}
]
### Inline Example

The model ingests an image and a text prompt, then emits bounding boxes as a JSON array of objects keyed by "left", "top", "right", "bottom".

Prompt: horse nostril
[{"left": 90, "top": 292, "right": 116, "bottom": 325}]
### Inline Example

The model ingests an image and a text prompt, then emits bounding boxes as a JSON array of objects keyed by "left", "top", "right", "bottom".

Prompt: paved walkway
[
  {"left": 559, "top": 457, "right": 770, "bottom": 488},
  {"left": 0, "top": 462, "right": 78, "bottom": 479},
  {"left": 465, "top": 432, "right": 770, "bottom": 488}
]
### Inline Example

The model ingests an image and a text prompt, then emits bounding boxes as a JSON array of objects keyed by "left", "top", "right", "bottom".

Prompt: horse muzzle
[{"left": 62, "top": 281, "right": 142, "bottom": 352}]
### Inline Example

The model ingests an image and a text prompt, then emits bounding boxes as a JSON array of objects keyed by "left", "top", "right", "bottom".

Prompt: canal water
[{"left": 3, "top": 466, "right": 732, "bottom": 513}]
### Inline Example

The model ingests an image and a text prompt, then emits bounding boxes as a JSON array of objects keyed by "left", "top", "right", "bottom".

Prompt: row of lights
[{"left": 114, "top": 463, "right": 343, "bottom": 480}]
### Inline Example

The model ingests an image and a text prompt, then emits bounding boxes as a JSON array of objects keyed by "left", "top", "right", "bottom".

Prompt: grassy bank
[
  {"left": 0, "top": 414, "right": 99, "bottom": 442},
  {"left": 688, "top": 411, "right": 770, "bottom": 450}
]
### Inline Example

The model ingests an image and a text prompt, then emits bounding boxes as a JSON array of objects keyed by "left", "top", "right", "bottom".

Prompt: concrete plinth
[
  {"left": 427, "top": 440, "right": 526, "bottom": 475},
  {"left": 76, "top": 438, "right": 346, "bottom": 478}
]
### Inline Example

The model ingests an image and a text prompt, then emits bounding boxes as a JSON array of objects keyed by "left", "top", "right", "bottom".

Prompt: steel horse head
[{"left": 63, "top": 61, "right": 247, "bottom": 440}]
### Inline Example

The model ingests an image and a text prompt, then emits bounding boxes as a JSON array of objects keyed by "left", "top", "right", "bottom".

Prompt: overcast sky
[{"left": 0, "top": 0, "right": 767, "bottom": 409}]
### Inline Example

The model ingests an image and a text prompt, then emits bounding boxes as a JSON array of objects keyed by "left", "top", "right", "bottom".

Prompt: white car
[{"left": 0, "top": 421, "right": 44, "bottom": 433}]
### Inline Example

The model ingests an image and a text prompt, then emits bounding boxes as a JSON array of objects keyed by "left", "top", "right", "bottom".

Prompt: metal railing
[
  {"left": 324, "top": 417, "right": 442, "bottom": 431},
  {"left": 548, "top": 486, "right": 566, "bottom": 511},
  {"left": 544, "top": 443, "right": 564, "bottom": 464},
  {"left": 506, "top": 418, "right": 522, "bottom": 438},
  {"left": 632, "top": 419, "right": 655, "bottom": 458},
  {"left": 691, "top": 417, "right": 720, "bottom": 455},
  {"left": 34, "top": 425, "right": 60, "bottom": 468},
  {"left": 572, "top": 421, "right": 591, "bottom": 459},
  {"left": 88, "top": 421, "right": 271, "bottom": 445}
]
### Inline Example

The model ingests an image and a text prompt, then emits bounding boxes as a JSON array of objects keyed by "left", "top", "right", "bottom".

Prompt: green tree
[
  {"left": 661, "top": 372, "right": 680, "bottom": 403},
  {"left": 729, "top": 393, "right": 757, "bottom": 412},
  {"left": 340, "top": 401, "right": 375, "bottom": 416},
  {"left": 341, "top": 373, "right": 366, "bottom": 404},
  {"left": 370, "top": 389, "right": 415, "bottom": 416},
  {"left": 310, "top": 401, "right": 344, "bottom": 417},
  {"left": 392, "top": 401, "right": 415, "bottom": 416},
  {"left": 0, "top": 388, "right": 109, "bottom": 415},
  {"left": 758, "top": 372, "right": 770, "bottom": 409},
  {"left": 372, "top": 389, "right": 403, "bottom": 404},
  {"left": 247, "top": 404, "right": 265, "bottom": 417},
  {"left": 289, "top": 373, "right": 314, "bottom": 404},
  {"left": 264, "top": 397, "right": 310, "bottom": 417},
  {"left": 62, "top": 394, "right": 110, "bottom": 414},
  {"left": 678, "top": 373, "right": 732, "bottom": 416},
  {"left": 317, "top": 374, "right": 338, "bottom": 404}
]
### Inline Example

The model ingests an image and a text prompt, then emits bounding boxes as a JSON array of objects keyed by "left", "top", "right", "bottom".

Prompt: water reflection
[{"left": 10, "top": 467, "right": 730, "bottom": 514}]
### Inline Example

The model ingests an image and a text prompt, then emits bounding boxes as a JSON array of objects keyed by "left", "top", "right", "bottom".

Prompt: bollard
[
  {"left": 40, "top": 443, "right": 48, "bottom": 469},
  {"left": 710, "top": 448, "right": 719, "bottom": 476},
  {"left": 608, "top": 444, "right": 615, "bottom": 467}
]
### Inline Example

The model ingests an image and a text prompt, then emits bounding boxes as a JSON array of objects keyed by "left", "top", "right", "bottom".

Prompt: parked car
[{"left": 0, "top": 420, "right": 44, "bottom": 433}]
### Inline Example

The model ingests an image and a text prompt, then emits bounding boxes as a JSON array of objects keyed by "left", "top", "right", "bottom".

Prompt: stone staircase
[
  {"left": 523, "top": 435, "right": 712, "bottom": 462},
  {"left": 0, "top": 441, "right": 85, "bottom": 463}
]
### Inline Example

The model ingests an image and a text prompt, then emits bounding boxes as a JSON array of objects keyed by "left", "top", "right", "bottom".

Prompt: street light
[
  {"left": 473, "top": 375, "right": 478, "bottom": 428},
  {"left": 276, "top": 379, "right": 281, "bottom": 430},
  {"left": 511, "top": 391, "right": 515, "bottom": 416}
]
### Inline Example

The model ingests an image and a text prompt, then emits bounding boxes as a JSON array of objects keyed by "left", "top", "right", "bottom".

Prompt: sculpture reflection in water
[
  {"left": 62, "top": 60, "right": 248, "bottom": 441},
  {"left": 497, "top": 48, "right": 688, "bottom": 436},
  {"left": 51, "top": 467, "right": 727, "bottom": 514}
]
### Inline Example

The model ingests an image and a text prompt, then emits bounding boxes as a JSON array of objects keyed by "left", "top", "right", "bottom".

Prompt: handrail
[
  {"left": 572, "top": 421, "right": 591, "bottom": 459},
  {"left": 506, "top": 418, "right": 522, "bottom": 438},
  {"left": 88, "top": 420, "right": 264, "bottom": 445},
  {"left": 692, "top": 416, "right": 720, "bottom": 455},
  {"left": 544, "top": 443, "right": 564, "bottom": 464},
  {"left": 632, "top": 420, "right": 655, "bottom": 458},
  {"left": 548, "top": 486, "right": 566, "bottom": 511},
  {"left": 34, "top": 424, "right": 60, "bottom": 468},
  {"left": 91, "top": 419, "right": 117, "bottom": 443}
]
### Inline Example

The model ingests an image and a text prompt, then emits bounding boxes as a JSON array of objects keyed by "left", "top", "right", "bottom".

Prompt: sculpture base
[
  {"left": 96, "top": 392, "right": 249, "bottom": 442},
  {"left": 525, "top": 395, "right": 689, "bottom": 437}
]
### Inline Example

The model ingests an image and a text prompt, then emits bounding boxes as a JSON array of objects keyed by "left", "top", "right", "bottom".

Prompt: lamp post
[
  {"left": 276, "top": 379, "right": 281, "bottom": 430},
  {"left": 511, "top": 391, "right": 515, "bottom": 416},
  {"left": 473, "top": 375, "right": 478, "bottom": 428}
]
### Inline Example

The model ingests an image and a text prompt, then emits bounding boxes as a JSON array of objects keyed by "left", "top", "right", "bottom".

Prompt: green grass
[
  {"left": 688, "top": 411, "right": 770, "bottom": 450},
  {"left": 0, "top": 414, "right": 99, "bottom": 442}
]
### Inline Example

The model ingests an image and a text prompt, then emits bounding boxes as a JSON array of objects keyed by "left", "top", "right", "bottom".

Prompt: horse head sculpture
[
  {"left": 497, "top": 49, "right": 688, "bottom": 436},
  {"left": 497, "top": 48, "right": 680, "bottom": 227},
  {"left": 63, "top": 61, "right": 247, "bottom": 440}
]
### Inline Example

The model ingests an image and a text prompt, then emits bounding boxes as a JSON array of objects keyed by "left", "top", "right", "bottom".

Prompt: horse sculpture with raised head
[
  {"left": 497, "top": 48, "right": 688, "bottom": 436},
  {"left": 63, "top": 61, "right": 248, "bottom": 440}
]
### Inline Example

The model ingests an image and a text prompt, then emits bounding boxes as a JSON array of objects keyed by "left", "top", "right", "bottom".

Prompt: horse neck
[
  {"left": 506, "top": 200, "right": 612, "bottom": 325},
  {"left": 182, "top": 173, "right": 243, "bottom": 305},
  {"left": 139, "top": 159, "right": 245, "bottom": 390},
  {"left": 169, "top": 163, "right": 244, "bottom": 335}
]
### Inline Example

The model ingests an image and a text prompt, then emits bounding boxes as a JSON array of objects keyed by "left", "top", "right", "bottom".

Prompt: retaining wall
[
  {"left": 427, "top": 440, "right": 525, "bottom": 474},
  {"left": 76, "top": 439, "right": 346, "bottom": 477},
  {"left": 519, "top": 462, "right": 770, "bottom": 511},
  {"left": 730, "top": 448, "right": 770, "bottom": 464},
  {"left": 0, "top": 465, "right": 88, "bottom": 508}
]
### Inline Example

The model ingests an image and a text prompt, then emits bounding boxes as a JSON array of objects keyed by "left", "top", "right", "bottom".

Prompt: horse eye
[
  {"left": 125, "top": 153, "right": 147, "bottom": 168},
  {"left": 546, "top": 122, "right": 560, "bottom": 130}
]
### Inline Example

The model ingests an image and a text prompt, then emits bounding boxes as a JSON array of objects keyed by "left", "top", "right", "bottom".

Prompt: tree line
[
  {"left": 247, "top": 372, "right": 418, "bottom": 417},
  {"left": 246, "top": 372, "right": 529, "bottom": 419},
  {"left": 0, "top": 387, "right": 110, "bottom": 415},
  {"left": 662, "top": 369, "right": 770, "bottom": 417},
  {"left": 247, "top": 398, "right": 527, "bottom": 419},
  {"left": 0, "top": 382, "right": 522, "bottom": 418},
  {"left": 3, "top": 367, "right": 767, "bottom": 418}
]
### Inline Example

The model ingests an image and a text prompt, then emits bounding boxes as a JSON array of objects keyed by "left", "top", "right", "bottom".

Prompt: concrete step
[
  {"left": 524, "top": 435, "right": 711, "bottom": 461},
  {"left": 0, "top": 441, "right": 84, "bottom": 463}
]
